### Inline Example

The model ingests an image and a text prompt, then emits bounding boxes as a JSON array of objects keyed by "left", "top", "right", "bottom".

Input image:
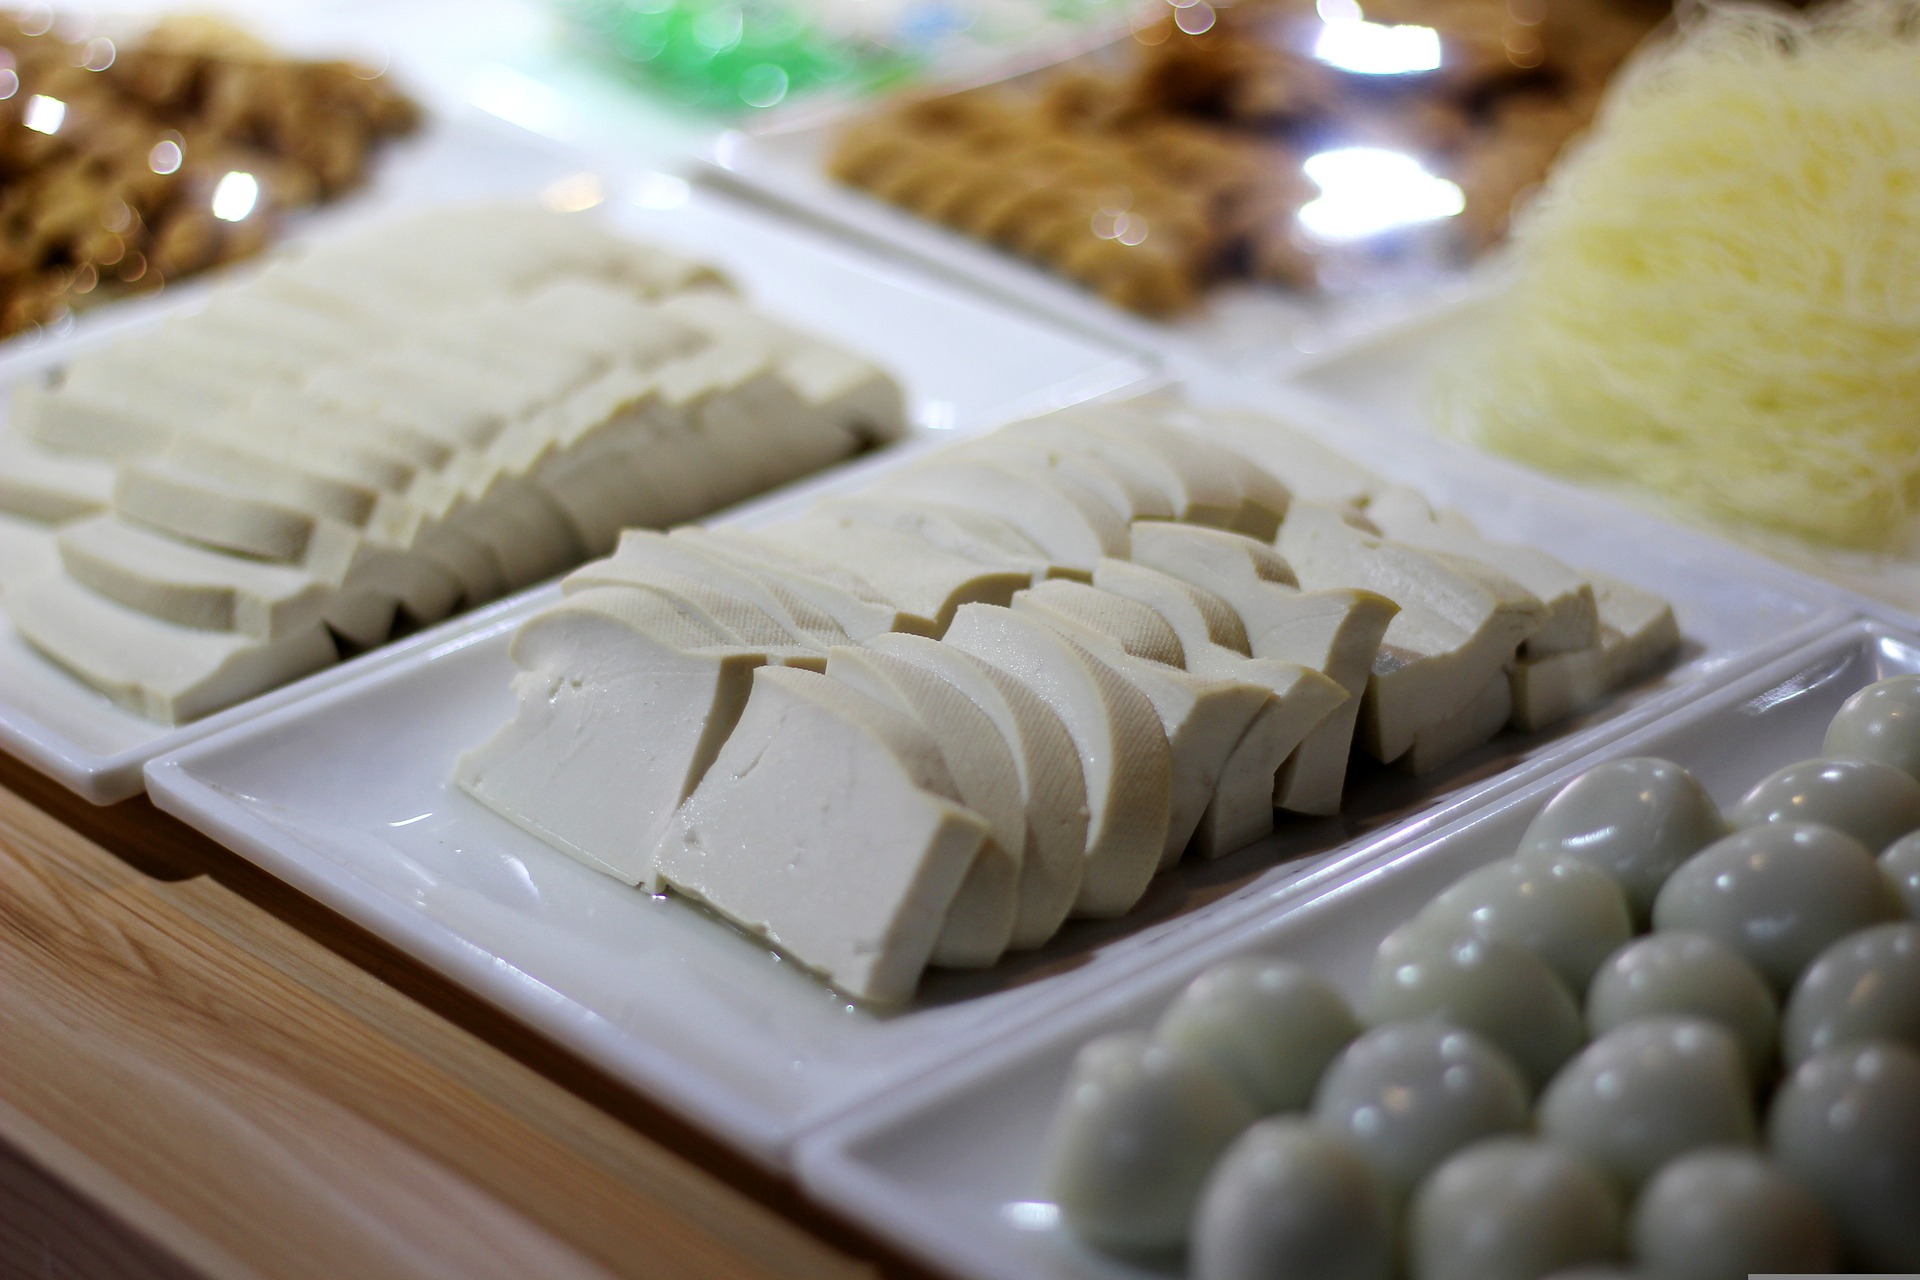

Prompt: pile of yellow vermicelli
[{"left": 1443, "top": 0, "right": 1920, "bottom": 552}]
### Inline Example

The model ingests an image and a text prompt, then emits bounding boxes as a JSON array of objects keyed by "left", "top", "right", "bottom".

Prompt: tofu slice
[
  {"left": 826, "top": 646, "right": 1023, "bottom": 968},
  {"left": 1002, "top": 416, "right": 1232, "bottom": 527},
  {"left": 865, "top": 632, "right": 1089, "bottom": 949},
  {"left": 1366, "top": 486, "right": 1599, "bottom": 658},
  {"left": 1062, "top": 410, "right": 1290, "bottom": 538},
  {"left": 579, "top": 530, "right": 851, "bottom": 647},
  {"left": 0, "top": 511, "right": 60, "bottom": 592},
  {"left": 557, "top": 562, "right": 826, "bottom": 667},
  {"left": 713, "top": 517, "right": 1029, "bottom": 635},
  {"left": 455, "top": 587, "right": 767, "bottom": 885},
  {"left": 872, "top": 459, "right": 1129, "bottom": 571},
  {"left": 1012, "top": 582, "right": 1270, "bottom": 868},
  {"left": 950, "top": 435, "right": 1177, "bottom": 522},
  {"left": 814, "top": 494, "right": 1060, "bottom": 583},
  {"left": 57, "top": 516, "right": 335, "bottom": 639},
  {"left": 6, "top": 575, "right": 336, "bottom": 723},
  {"left": 1174, "top": 406, "right": 1382, "bottom": 514},
  {"left": 1509, "top": 573, "right": 1679, "bottom": 732},
  {"left": 942, "top": 604, "right": 1172, "bottom": 917},
  {"left": 0, "top": 433, "right": 114, "bottom": 521},
  {"left": 1277, "top": 502, "right": 1546, "bottom": 767},
  {"left": 1089, "top": 559, "right": 1346, "bottom": 855},
  {"left": 1398, "top": 669, "right": 1515, "bottom": 775},
  {"left": 668, "top": 527, "right": 914, "bottom": 639},
  {"left": 650, "top": 665, "right": 991, "bottom": 1005},
  {"left": 1127, "top": 522, "right": 1397, "bottom": 815}
]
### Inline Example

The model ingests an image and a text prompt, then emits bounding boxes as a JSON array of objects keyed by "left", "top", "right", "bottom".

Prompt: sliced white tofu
[
  {"left": 1398, "top": 669, "right": 1515, "bottom": 775},
  {"left": 6, "top": 574, "right": 336, "bottom": 723},
  {"left": 1365, "top": 486, "right": 1599, "bottom": 658},
  {"left": 1123, "top": 416, "right": 1292, "bottom": 540},
  {"left": 1509, "top": 573, "right": 1679, "bottom": 732},
  {"left": 0, "top": 510, "right": 59, "bottom": 593},
  {"left": 951, "top": 435, "right": 1176, "bottom": 523},
  {"left": 650, "top": 665, "right": 990, "bottom": 1005},
  {"left": 942, "top": 604, "right": 1172, "bottom": 917},
  {"left": 1088, "top": 559, "right": 1346, "bottom": 855},
  {"left": 558, "top": 562, "right": 826, "bottom": 664},
  {"left": 669, "top": 527, "right": 914, "bottom": 639},
  {"left": 0, "top": 433, "right": 114, "bottom": 521},
  {"left": 1277, "top": 502, "right": 1546, "bottom": 767},
  {"left": 873, "top": 458, "right": 1128, "bottom": 571},
  {"left": 455, "top": 587, "right": 766, "bottom": 885},
  {"left": 581, "top": 530, "right": 851, "bottom": 647},
  {"left": 114, "top": 459, "right": 358, "bottom": 567},
  {"left": 1003, "top": 416, "right": 1223, "bottom": 526},
  {"left": 1172, "top": 405, "right": 1381, "bottom": 514},
  {"left": 11, "top": 381, "right": 180, "bottom": 458},
  {"left": 57, "top": 516, "right": 334, "bottom": 639},
  {"left": 826, "top": 645, "right": 1023, "bottom": 968},
  {"left": 1091, "top": 558, "right": 1251, "bottom": 654},
  {"left": 1013, "top": 582, "right": 1271, "bottom": 868},
  {"left": 158, "top": 434, "right": 385, "bottom": 528},
  {"left": 813, "top": 494, "right": 1060, "bottom": 583},
  {"left": 719, "top": 517, "right": 1029, "bottom": 635},
  {"left": 864, "top": 632, "right": 1089, "bottom": 949},
  {"left": 1127, "top": 521, "right": 1397, "bottom": 815}
]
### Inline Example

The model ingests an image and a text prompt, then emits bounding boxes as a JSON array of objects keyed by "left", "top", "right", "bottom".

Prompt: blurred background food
[
  {"left": 826, "top": 0, "right": 1670, "bottom": 314},
  {"left": 0, "top": 10, "right": 417, "bottom": 340}
]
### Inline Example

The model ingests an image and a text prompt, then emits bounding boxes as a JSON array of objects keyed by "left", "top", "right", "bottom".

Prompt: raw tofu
[
  {"left": 720, "top": 517, "right": 1028, "bottom": 634},
  {"left": 584, "top": 530, "right": 851, "bottom": 647},
  {"left": 6, "top": 574, "right": 336, "bottom": 723},
  {"left": 1127, "top": 521, "right": 1396, "bottom": 815},
  {"left": 559, "top": 561, "right": 826, "bottom": 666},
  {"left": 1003, "top": 417, "right": 1232, "bottom": 527},
  {"left": 0, "top": 511, "right": 60, "bottom": 592},
  {"left": 873, "top": 459, "right": 1128, "bottom": 571},
  {"left": 1013, "top": 582, "right": 1271, "bottom": 868},
  {"left": 1090, "top": 559, "right": 1346, "bottom": 855},
  {"left": 1398, "top": 670, "right": 1515, "bottom": 775},
  {"left": 814, "top": 495, "right": 1060, "bottom": 583},
  {"left": 455, "top": 587, "right": 767, "bottom": 885},
  {"left": 826, "top": 646, "right": 1022, "bottom": 967},
  {"left": 1277, "top": 502, "right": 1545, "bottom": 767},
  {"left": 1176, "top": 406, "right": 1382, "bottom": 514},
  {"left": 0, "top": 433, "right": 113, "bottom": 521},
  {"left": 57, "top": 516, "right": 335, "bottom": 639},
  {"left": 942, "top": 604, "right": 1172, "bottom": 917},
  {"left": 951, "top": 435, "right": 1177, "bottom": 522},
  {"left": 1366, "top": 486, "right": 1598, "bottom": 658},
  {"left": 1508, "top": 573, "right": 1679, "bottom": 732},
  {"left": 650, "top": 665, "right": 990, "bottom": 1005},
  {"left": 865, "top": 632, "right": 1089, "bottom": 948},
  {"left": 669, "top": 527, "right": 914, "bottom": 639}
]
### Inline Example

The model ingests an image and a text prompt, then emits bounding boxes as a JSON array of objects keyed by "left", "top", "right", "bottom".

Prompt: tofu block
[
  {"left": 1366, "top": 486, "right": 1599, "bottom": 658},
  {"left": 951, "top": 435, "right": 1177, "bottom": 522},
  {"left": 826, "top": 646, "right": 1022, "bottom": 967},
  {"left": 1003, "top": 416, "right": 1234, "bottom": 527},
  {"left": 1398, "top": 669, "right": 1515, "bottom": 775},
  {"left": 1127, "top": 522, "right": 1397, "bottom": 815},
  {"left": 1174, "top": 405, "right": 1382, "bottom": 514},
  {"left": 0, "top": 433, "right": 113, "bottom": 521},
  {"left": 1013, "top": 582, "right": 1271, "bottom": 868},
  {"left": 57, "top": 516, "right": 334, "bottom": 639},
  {"left": 814, "top": 495, "right": 1060, "bottom": 583},
  {"left": 650, "top": 665, "right": 990, "bottom": 1005},
  {"left": 943, "top": 604, "right": 1172, "bottom": 917},
  {"left": 1091, "top": 558, "right": 1251, "bottom": 654},
  {"left": 718, "top": 517, "right": 1029, "bottom": 635},
  {"left": 559, "top": 562, "right": 826, "bottom": 665},
  {"left": 0, "top": 510, "right": 60, "bottom": 592},
  {"left": 1508, "top": 573, "right": 1679, "bottom": 731},
  {"left": 6, "top": 575, "right": 336, "bottom": 723},
  {"left": 873, "top": 459, "right": 1129, "bottom": 571},
  {"left": 455, "top": 587, "right": 766, "bottom": 884},
  {"left": 669, "top": 527, "right": 914, "bottom": 640},
  {"left": 1277, "top": 502, "right": 1546, "bottom": 767},
  {"left": 865, "top": 632, "right": 1088, "bottom": 949},
  {"left": 582, "top": 530, "right": 851, "bottom": 647}
]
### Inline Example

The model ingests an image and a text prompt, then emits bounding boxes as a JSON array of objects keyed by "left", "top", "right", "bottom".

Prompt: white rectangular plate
[
  {"left": 0, "top": 110, "right": 1149, "bottom": 803},
  {"left": 796, "top": 616, "right": 1909, "bottom": 1280},
  {"left": 145, "top": 369, "right": 1842, "bottom": 1167}
]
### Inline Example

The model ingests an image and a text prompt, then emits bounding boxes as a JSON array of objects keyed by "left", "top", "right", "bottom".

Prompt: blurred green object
[{"left": 558, "top": 0, "right": 1128, "bottom": 113}]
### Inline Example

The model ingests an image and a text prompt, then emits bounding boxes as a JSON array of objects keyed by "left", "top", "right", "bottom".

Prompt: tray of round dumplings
[
  {"left": 142, "top": 366, "right": 1849, "bottom": 1173},
  {"left": 796, "top": 615, "right": 1920, "bottom": 1280}
]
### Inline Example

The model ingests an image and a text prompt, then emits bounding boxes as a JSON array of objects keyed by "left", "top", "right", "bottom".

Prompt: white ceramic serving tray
[
  {"left": 701, "top": 125, "right": 1488, "bottom": 379},
  {"left": 144, "top": 366, "right": 1843, "bottom": 1168},
  {"left": 0, "top": 110, "right": 1149, "bottom": 803},
  {"left": 796, "top": 615, "right": 1910, "bottom": 1280},
  {"left": 1282, "top": 290, "right": 1920, "bottom": 627}
]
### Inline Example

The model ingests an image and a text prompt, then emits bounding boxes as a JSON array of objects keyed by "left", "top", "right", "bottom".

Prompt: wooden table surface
[{"left": 0, "top": 748, "right": 946, "bottom": 1280}]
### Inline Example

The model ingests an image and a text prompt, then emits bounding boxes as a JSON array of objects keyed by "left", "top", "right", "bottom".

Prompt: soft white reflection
[
  {"left": 1313, "top": 9, "right": 1442, "bottom": 75},
  {"left": 467, "top": 63, "right": 571, "bottom": 139},
  {"left": 149, "top": 138, "right": 182, "bottom": 174},
  {"left": 22, "top": 93, "right": 64, "bottom": 134},
  {"left": 1001, "top": 1201, "right": 1061, "bottom": 1231},
  {"left": 211, "top": 170, "right": 259, "bottom": 222},
  {"left": 1298, "top": 147, "right": 1463, "bottom": 241},
  {"left": 543, "top": 170, "right": 605, "bottom": 212},
  {"left": 630, "top": 171, "right": 690, "bottom": 210}
]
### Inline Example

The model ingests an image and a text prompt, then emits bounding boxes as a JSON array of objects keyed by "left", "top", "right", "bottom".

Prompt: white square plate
[
  {"left": 0, "top": 110, "right": 1150, "bottom": 802},
  {"left": 796, "top": 616, "right": 1909, "bottom": 1280},
  {"left": 145, "top": 371, "right": 1843, "bottom": 1166}
]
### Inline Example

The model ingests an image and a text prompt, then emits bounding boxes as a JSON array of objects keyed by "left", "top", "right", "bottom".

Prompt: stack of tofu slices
[
  {"left": 460, "top": 396, "right": 1678, "bottom": 1004},
  {"left": 0, "top": 206, "right": 905, "bottom": 722}
]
